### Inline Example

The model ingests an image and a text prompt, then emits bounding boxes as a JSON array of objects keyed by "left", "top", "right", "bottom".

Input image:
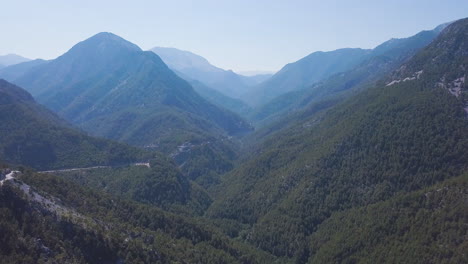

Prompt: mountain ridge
[
  {"left": 3, "top": 32, "right": 253, "bottom": 186},
  {"left": 248, "top": 23, "right": 446, "bottom": 126},
  {"left": 244, "top": 23, "right": 449, "bottom": 109},
  {"left": 8, "top": 32, "right": 252, "bottom": 142},
  {"left": 0, "top": 79, "right": 150, "bottom": 170},
  {"left": 151, "top": 46, "right": 269, "bottom": 99}
]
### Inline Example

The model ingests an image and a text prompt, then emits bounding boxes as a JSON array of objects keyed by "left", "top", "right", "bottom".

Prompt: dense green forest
[
  {"left": 0, "top": 32, "right": 253, "bottom": 190},
  {"left": 0, "top": 79, "right": 150, "bottom": 170},
  {"left": 308, "top": 173, "right": 468, "bottom": 263},
  {"left": 54, "top": 158, "right": 214, "bottom": 216},
  {"left": 207, "top": 18, "right": 468, "bottom": 261},
  {"left": 0, "top": 166, "right": 276, "bottom": 263},
  {"left": 0, "top": 15, "right": 467, "bottom": 264}
]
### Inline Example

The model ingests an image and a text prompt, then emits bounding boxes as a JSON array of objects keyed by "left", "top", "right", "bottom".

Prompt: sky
[{"left": 2, "top": 0, "right": 468, "bottom": 72}]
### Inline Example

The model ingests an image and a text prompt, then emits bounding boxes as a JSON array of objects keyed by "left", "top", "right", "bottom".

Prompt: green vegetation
[
  {"left": 0, "top": 167, "right": 276, "bottom": 263},
  {"left": 4, "top": 32, "right": 252, "bottom": 186},
  {"left": 308, "top": 174, "right": 468, "bottom": 263},
  {"left": 210, "top": 81, "right": 468, "bottom": 258},
  {"left": 207, "top": 18, "right": 468, "bottom": 261},
  {"left": 0, "top": 79, "right": 150, "bottom": 170},
  {"left": 10, "top": 33, "right": 252, "bottom": 143},
  {"left": 250, "top": 25, "right": 443, "bottom": 125},
  {"left": 1, "top": 17, "right": 467, "bottom": 264},
  {"left": 55, "top": 157, "right": 213, "bottom": 216}
]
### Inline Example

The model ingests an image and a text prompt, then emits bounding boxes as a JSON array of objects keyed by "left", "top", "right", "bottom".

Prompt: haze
[{"left": 2, "top": 0, "right": 467, "bottom": 72}]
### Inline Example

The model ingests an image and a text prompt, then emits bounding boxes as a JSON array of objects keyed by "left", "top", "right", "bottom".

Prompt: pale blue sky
[{"left": 2, "top": 0, "right": 467, "bottom": 72}]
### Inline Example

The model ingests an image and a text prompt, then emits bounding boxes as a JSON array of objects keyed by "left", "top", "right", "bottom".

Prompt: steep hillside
[
  {"left": 0, "top": 79, "right": 149, "bottom": 170},
  {"left": 207, "top": 18, "right": 468, "bottom": 260},
  {"left": 53, "top": 157, "right": 214, "bottom": 216},
  {"left": 0, "top": 165, "right": 275, "bottom": 263},
  {"left": 0, "top": 80, "right": 226, "bottom": 216},
  {"left": 307, "top": 173, "right": 468, "bottom": 263}
]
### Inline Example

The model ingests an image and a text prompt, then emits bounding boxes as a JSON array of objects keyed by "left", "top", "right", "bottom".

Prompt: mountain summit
[
  {"left": 3, "top": 33, "right": 252, "bottom": 179},
  {"left": 0, "top": 54, "right": 30, "bottom": 68},
  {"left": 74, "top": 32, "right": 142, "bottom": 52}
]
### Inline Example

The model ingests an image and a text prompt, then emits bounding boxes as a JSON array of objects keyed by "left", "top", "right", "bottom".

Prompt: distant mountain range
[
  {"left": 249, "top": 23, "right": 447, "bottom": 125},
  {"left": 0, "top": 54, "right": 30, "bottom": 69},
  {"left": 243, "top": 48, "right": 371, "bottom": 106},
  {"left": 244, "top": 23, "right": 449, "bottom": 108},
  {"left": 150, "top": 47, "right": 271, "bottom": 99}
]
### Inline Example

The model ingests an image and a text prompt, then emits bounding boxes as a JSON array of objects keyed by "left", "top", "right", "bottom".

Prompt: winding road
[{"left": 38, "top": 162, "right": 151, "bottom": 174}]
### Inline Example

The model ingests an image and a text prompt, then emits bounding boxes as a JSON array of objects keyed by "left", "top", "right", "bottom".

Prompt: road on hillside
[{"left": 38, "top": 162, "right": 150, "bottom": 174}]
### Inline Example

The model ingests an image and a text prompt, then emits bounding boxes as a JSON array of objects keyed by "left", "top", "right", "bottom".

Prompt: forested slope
[{"left": 207, "top": 18, "right": 468, "bottom": 261}]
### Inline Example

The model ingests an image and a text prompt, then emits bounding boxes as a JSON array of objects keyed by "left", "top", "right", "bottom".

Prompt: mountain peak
[
  {"left": 68, "top": 32, "right": 142, "bottom": 56},
  {"left": 90, "top": 31, "right": 132, "bottom": 43},
  {"left": 0, "top": 54, "right": 31, "bottom": 67}
]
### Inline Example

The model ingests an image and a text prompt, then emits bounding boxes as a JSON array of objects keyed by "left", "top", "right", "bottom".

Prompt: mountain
[
  {"left": 167, "top": 67, "right": 254, "bottom": 118},
  {"left": 239, "top": 73, "right": 273, "bottom": 86},
  {"left": 0, "top": 79, "right": 149, "bottom": 170},
  {"left": 238, "top": 70, "right": 275, "bottom": 76},
  {"left": 0, "top": 54, "right": 30, "bottom": 68},
  {"left": 308, "top": 173, "right": 468, "bottom": 263},
  {"left": 0, "top": 59, "right": 48, "bottom": 81},
  {"left": 249, "top": 23, "right": 446, "bottom": 125},
  {"left": 244, "top": 48, "right": 371, "bottom": 106},
  {"left": 150, "top": 47, "right": 222, "bottom": 74},
  {"left": 245, "top": 23, "right": 449, "bottom": 109},
  {"left": 50, "top": 157, "right": 214, "bottom": 216},
  {"left": 151, "top": 47, "right": 262, "bottom": 98},
  {"left": 4, "top": 33, "right": 252, "bottom": 185},
  {"left": 0, "top": 164, "right": 275, "bottom": 263},
  {"left": 12, "top": 33, "right": 251, "bottom": 142},
  {"left": 188, "top": 79, "right": 253, "bottom": 117},
  {"left": 0, "top": 79, "right": 224, "bottom": 216},
  {"left": 207, "top": 18, "right": 468, "bottom": 261}
]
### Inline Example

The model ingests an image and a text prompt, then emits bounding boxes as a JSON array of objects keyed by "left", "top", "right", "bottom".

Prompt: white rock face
[
  {"left": 386, "top": 70, "right": 423, "bottom": 86},
  {"left": 448, "top": 76, "right": 465, "bottom": 97},
  {"left": 0, "top": 170, "right": 19, "bottom": 186}
]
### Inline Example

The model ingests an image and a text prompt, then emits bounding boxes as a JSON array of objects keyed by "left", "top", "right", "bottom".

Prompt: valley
[{"left": 0, "top": 6, "right": 467, "bottom": 264}]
